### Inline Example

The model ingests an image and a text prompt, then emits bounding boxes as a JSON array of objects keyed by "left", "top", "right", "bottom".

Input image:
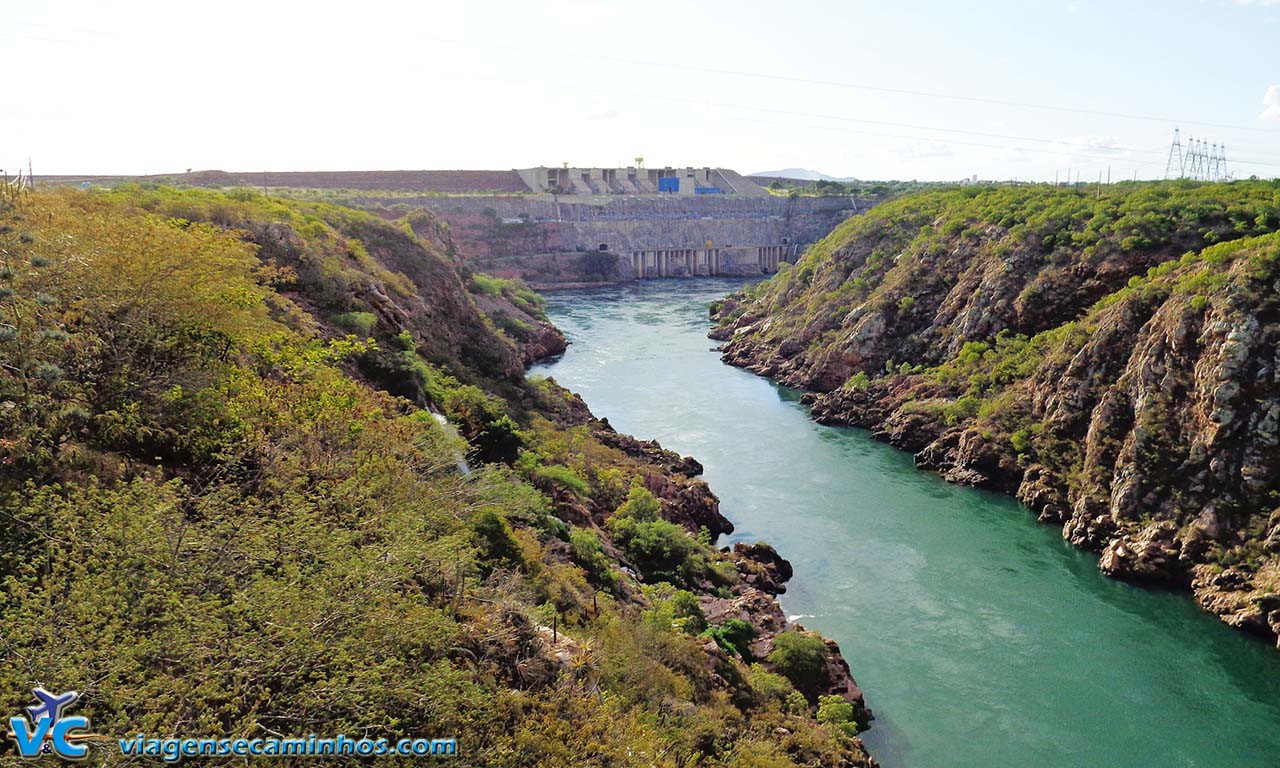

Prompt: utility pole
[{"left": 27, "top": 157, "right": 34, "bottom": 190}]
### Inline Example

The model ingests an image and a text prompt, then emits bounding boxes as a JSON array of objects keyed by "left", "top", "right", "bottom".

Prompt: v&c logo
[{"left": 7, "top": 688, "right": 91, "bottom": 760}]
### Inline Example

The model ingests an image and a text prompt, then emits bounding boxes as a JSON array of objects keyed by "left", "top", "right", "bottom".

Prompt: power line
[
  {"left": 525, "top": 85, "right": 1157, "bottom": 175},
  {"left": 0, "top": 18, "right": 93, "bottom": 32},
  {"left": 428, "top": 37, "right": 1280, "bottom": 137},
  {"left": 457, "top": 73, "right": 1280, "bottom": 171},
  {"left": 0, "top": 30, "right": 85, "bottom": 44}
]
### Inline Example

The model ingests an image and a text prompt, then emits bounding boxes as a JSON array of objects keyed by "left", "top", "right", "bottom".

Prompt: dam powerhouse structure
[
  {"left": 378, "top": 166, "right": 875, "bottom": 287},
  {"left": 43, "top": 165, "right": 875, "bottom": 287}
]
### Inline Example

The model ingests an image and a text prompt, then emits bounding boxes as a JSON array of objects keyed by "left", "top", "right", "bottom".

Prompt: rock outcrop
[
  {"left": 713, "top": 182, "right": 1280, "bottom": 647},
  {"left": 706, "top": 552, "right": 875, "bottom": 732},
  {"left": 533, "top": 379, "right": 876, "bottom": 763}
]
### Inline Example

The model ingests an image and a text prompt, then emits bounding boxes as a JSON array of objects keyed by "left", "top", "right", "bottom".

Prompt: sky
[{"left": 5, "top": 0, "right": 1280, "bottom": 181}]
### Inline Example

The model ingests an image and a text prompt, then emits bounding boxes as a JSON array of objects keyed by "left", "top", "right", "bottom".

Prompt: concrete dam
[
  {"left": 394, "top": 167, "right": 879, "bottom": 288},
  {"left": 410, "top": 193, "right": 866, "bottom": 286}
]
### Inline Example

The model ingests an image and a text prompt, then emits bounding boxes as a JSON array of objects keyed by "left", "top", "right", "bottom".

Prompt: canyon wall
[{"left": 711, "top": 182, "right": 1280, "bottom": 647}]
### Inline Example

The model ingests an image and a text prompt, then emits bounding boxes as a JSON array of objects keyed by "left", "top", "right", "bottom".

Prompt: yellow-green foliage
[
  {"left": 0, "top": 188, "right": 868, "bottom": 767},
  {"left": 607, "top": 486, "right": 712, "bottom": 588},
  {"left": 745, "top": 180, "right": 1280, "bottom": 343},
  {"left": 470, "top": 272, "right": 547, "bottom": 320},
  {"left": 767, "top": 631, "right": 831, "bottom": 691}
]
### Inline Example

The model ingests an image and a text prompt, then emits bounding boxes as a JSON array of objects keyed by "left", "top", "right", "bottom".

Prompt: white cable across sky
[{"left": 429, "top": 37, "right": 1280, "bottom": 139}]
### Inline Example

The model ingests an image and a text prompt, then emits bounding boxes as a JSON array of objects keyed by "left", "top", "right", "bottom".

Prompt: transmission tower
[
  {"left": 1165, "top": 128, "right": 1184, "bottom": 179},
  {"left": 1190, "top": 139, "right": 1203, "bottom": 179},
  {"left": 1210, "top": 144, "right": 1228, "bottom": 181},
  {"left": 1165, "top": 129, "right": 1230, "bottom": 181}
]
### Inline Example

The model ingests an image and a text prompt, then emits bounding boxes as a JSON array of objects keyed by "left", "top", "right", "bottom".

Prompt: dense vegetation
[
  {"left": 761, "top": 178, "right": 945, "bottom": 199},
  {"left": 0, "top": 186, "right": 874, "bottom": 765},
  {"left": 715, "top": 180, "right": 1280, "bottom": 645}
]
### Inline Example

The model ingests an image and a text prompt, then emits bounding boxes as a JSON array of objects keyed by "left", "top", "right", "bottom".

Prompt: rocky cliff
[
  {"left": 0, "top": 186, "right": 875, "bottom": 766},
  {"left": 713, "top": 181, "right": 1280, "bottom": 647}
]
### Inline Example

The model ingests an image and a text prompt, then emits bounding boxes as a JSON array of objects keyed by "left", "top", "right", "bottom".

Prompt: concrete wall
[
  {"left": 516, "top": 166, "right": 761, "bottom": 196},
  {"left": 374, "top": 192, "right": 878, "bottom": 286}
]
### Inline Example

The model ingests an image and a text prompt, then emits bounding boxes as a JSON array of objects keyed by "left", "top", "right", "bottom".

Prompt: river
[{"left": 529, "top": 278, "right": 1280, "bottom": 768}]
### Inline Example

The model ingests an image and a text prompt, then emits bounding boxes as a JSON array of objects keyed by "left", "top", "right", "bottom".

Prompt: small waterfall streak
[{"left": 430, "top": 410, "right": 472, "bottom": 476}]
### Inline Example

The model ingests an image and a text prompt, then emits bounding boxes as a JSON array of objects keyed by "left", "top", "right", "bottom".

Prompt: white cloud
[
  {"left": 1261, "top": 85, "right": 1280, "bottom": 121},
  {"left": 584, "top": 108, "right": 619, "bottom": 121}
]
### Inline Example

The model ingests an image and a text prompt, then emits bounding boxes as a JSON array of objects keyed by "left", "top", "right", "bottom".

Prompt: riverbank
[
  {"left": 711, "top": 183, "right": 1280, "bottom": 649},
  {"left": 532, "top": 278, "right": 1280, "bottom": 768}
]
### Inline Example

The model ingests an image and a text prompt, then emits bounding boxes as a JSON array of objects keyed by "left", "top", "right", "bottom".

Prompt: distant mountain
[{"left": 748, "top": 168, "right": 860, "bottom": 182}]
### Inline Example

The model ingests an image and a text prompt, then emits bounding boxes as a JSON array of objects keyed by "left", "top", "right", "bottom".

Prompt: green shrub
[
  {"left": 669, "top": 589, "right": 708, "bottom": 634},
  {"left": 471, "top": 272, "right": 504, "bottom": 296},
  {"left": 333, "top": 310, "right": 377, "bottom": 336},
  {"left": 533, "top": 462, "right": 589, "bottom": 494},
  {"left": 445, "top": 385, "right": 524, "bottom": 464},
  {"left": 767, "top": 631, "right": 829, "bottom": 690},
  {"left": 391, "top": 330, "right": 415, "bottom": 350},
  {"left": 541, "top": 514, "right": 569, "bottom": 541},
  {"left": 943, "top": 395, "right": 981, "bottom": 425},
  {"left": 491, "top": 310, "right": 532, "bottom": 337},
  {"left": 569, "top": 527, "right": 615, "bottom": 586},
  {"left": 476, "top": 414, "right": 523, "bottom": 465},
  {"left": 615, "top": 484, "right": 662, "bottom": 521},
  {"left": 1010, "top": 427, "right": 1033, "bottom": 455},
  {"left": 590, "top": 466, "right": 628, "bottom": 510},
  {"left": 472, "top": 510, "right": 523, "bottom": 573},
  {"left": 642, "top": 584, "right": 707, "bottom": 634},
  {"left": 607, "top": 486, "right": 705, "bottom": 585},
  {"left": 611, "top": 516, "right": 699, "bottom": 583},
  {"left": 746, "top": 663, "right": 797, "bottom": 706},
  {"left": 816, "top": 694, "right": 860, "bottom": 736},
  {"left": 702, "top": 618, "right": 756, "bottom": 658}
]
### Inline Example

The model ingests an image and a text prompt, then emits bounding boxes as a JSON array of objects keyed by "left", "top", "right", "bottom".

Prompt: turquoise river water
[{"left": 529, "top": 278, "right": 1280, "bottom": 768}]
